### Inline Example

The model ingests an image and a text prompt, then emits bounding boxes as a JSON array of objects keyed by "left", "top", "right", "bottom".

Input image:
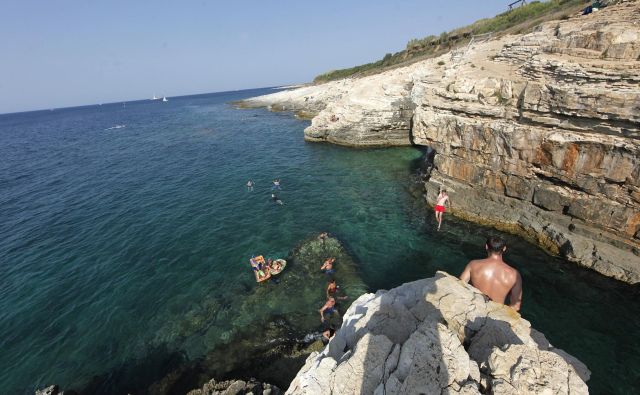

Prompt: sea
[{"left": 0, "top": 88, "right": 638, "bottom": 394}]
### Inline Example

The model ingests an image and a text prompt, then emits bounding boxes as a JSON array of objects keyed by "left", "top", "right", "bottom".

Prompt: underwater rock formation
[{"left": 147, "top": 234, "right": 367, "bottom": 394}]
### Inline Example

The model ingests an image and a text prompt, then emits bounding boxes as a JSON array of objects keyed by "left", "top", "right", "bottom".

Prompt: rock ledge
[{"left": 285, "top": 272, "right": 589, "bottom": 395}]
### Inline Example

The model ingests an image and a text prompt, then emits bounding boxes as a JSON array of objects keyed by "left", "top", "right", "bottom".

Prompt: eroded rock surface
[
  {"left": 187, "top": 378, "right": 281, "bottom": 395},
  {"left": 240, "top": 1, "right": 640, "bottom": 282},
  {"left": 285, "top": 272, "right": 589, "bottom": 395}
]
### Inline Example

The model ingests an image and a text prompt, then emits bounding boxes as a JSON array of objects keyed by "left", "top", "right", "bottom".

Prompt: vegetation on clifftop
[{"left": 314, "top": 0, "right": 586, "bottom": 83}]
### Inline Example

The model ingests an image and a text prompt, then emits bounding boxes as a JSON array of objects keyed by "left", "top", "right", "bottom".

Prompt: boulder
[{"left": 284, "top": 272, "right": 589, "bottom": 395}]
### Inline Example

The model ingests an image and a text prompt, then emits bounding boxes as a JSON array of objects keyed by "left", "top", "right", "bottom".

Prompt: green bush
[{"left": 314, "top": 0, "right": 585, "bottom": 83}]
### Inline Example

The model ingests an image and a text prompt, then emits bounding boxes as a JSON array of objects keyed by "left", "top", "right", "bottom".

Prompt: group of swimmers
[
  {"left": 249, "top": 255, "right": 283, "bottom": 282},
  {"left": 315, "top": 233, "right": 349, "bottom": 342},
  {"left": 246, "top": 179, "right": 284, "bottom": 205}
]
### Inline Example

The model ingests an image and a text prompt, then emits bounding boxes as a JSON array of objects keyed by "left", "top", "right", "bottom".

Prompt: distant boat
[
  {"left": 162, "top": 96, "right": 168, "bottom": 102},
  {"left": 151, "top": 94, "right": 160, "bottom": 100}
]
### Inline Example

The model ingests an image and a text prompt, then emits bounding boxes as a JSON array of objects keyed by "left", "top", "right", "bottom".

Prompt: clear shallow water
[{"left": 0, "top": 88, "right": 638, "bottom": 394}]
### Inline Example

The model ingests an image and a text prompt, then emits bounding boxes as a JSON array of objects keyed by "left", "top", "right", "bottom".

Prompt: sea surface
[{"left": 1, "top": 88, "right": 638, "bottom": 395}]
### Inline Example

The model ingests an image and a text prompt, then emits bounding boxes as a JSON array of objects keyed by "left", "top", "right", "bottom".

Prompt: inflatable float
[
  {"left": 250, "top": 256, "right": 271, "bottom": 283},
  {"left": 269, "top": 259, "right": 287, "bottom": 275}
]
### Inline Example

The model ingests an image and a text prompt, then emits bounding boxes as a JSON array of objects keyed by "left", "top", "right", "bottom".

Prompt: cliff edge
[
  {"left": 286, "top": 272, "right": 590, "bottom": 395},
  {"left": 239, "top": 1, "right": 640, "bottom": 283}
]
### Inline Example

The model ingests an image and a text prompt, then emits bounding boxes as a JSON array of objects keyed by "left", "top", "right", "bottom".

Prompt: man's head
[
  {"left": 486, "top": 236, "right": 507, "bottom": 255},
  {"left": 329, "top": 279, "right": 336, "bottom": 285}
]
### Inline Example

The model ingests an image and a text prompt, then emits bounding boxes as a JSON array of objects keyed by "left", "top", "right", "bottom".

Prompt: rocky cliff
[
  {"left": 285, "top": 272, "right": 590, "bottom": 395},
  {"left": 239, "top": 1, "right": 640, "bottom": 283}
]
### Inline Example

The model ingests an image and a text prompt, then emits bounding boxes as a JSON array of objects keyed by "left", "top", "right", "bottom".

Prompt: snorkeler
[{"left": 272, "top": 178, "right": 281, "bottom": 190}]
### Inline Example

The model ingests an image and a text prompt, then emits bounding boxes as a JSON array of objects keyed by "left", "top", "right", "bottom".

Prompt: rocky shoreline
[
  {"left": 285, "top": 272, "right": 589, "bottom": 394},
  {"left": 239, "top": 1, "right": 640, "bottom": 284},
  {"left": 37, "top": 272, "right": 593, "bottom": 395}
]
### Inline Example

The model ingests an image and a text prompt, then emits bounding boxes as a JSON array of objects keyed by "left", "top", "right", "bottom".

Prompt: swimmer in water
[
  {"left": 271, "top": 193, "right": 284, "bottom": 205},
  {"left": 319, "top": 297, "right": 339, "bottom": 323},
  {"left": 320, "top": 257, "right": 335, "bottom": 274}
]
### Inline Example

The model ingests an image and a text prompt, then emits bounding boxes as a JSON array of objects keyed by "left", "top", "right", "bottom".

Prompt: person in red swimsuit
[{"left": 434, "top": 189, "right": 451, "bottom": 231}]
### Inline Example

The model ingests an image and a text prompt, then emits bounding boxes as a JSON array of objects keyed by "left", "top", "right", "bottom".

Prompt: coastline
[{"left": 236, "top": 1, "right": 640, "bottom": 284}]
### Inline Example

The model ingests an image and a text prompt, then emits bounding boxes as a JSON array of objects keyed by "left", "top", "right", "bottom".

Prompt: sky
[{"left": 0, "top": 0, "right": 511, "bottom": 114}]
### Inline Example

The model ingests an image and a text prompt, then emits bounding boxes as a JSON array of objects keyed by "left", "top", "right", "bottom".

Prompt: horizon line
[{"left": 0, "top": 84, "right": 300, "bottom": 117}]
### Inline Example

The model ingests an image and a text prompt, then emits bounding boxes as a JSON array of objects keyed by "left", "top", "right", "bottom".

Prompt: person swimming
[
  {"left": 326, "top": 279, "right": 348, "bottom": 300},
  {"left": 320, "top": 257, "right": 335, "bottom": 274},
  {"left": 319, "top": 297, "right": 339, "bottom": 323},
  {"left": 271, "top": 193, "right": 284, "bottom": 205},
  {"left": 272, "top": 178, "right": 281, "bottom": 190},
  {"left": 246, "top": 180, "right": 254, "bottom": 191}
]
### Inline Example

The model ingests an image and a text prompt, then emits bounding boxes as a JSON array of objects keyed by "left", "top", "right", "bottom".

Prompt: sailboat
[
  {"left": 151, "top": 94, "right": 160, "bottom": 100},
  {"left": 162, "top": 96, "right": 168, "bottom": 102}
]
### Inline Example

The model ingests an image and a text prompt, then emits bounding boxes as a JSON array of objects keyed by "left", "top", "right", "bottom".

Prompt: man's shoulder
[{"left": 502, "top": 262, "right": 520, "bottom": 279}]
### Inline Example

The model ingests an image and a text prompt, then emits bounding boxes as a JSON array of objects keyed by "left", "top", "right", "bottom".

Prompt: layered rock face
[
  {"left": 412, "top": 1, "right": 640, "bottom": 283},
  {"left": 285, "top": 272, "right": 589, "bottom": 395},
  {"left": 241, "top": 1, "right": 640, "bottom": 283}
]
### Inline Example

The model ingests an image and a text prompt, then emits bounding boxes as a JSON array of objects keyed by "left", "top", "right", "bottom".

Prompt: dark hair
[
  {"left": 486, "top": 236, "right": 506, "bottom": 254},
  {"left": 329, "top": 279, "right": 336, "bottom": 284}
]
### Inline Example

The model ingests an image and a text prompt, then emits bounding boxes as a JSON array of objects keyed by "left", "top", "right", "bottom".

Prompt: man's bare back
[{"left": 459, "top": 237, "right": 522, "bottom": 311}]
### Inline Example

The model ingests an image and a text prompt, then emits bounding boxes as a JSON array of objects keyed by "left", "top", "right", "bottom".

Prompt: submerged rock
[
  {"left": 147, "top": 234, "right": 367, "bottom": 394},
  {"left": 285, "top": 272, "right": 589, "bottom": 394}
]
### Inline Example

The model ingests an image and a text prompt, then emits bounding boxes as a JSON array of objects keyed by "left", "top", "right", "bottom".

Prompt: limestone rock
[
  {"left": 190, "top": 378, "right": 281, "bottom": 395},
  {"left": 240, "top": 1, "right": 640, "bottom": 283},
  {"left": 35, "top": 386, "right": 58, "bottom": 395},
  {"left": 284, "top": 272, "right": 589, "bottom": 394}
]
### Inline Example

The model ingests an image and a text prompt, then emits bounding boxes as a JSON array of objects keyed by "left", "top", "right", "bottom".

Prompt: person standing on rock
[
  {"left": 459, "top": 236, "right": 522, "bottom": 311},
  {"left": 434, "top": 189, "right": 451, "bottom": 231}
]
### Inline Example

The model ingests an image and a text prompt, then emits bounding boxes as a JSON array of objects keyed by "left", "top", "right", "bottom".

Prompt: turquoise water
[{"left": 0, "top": 88, "right": 638, "bottom": 394}]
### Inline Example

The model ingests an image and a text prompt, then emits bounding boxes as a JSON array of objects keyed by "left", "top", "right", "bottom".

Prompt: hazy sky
[{"left": 0, "top": 0, "right": 510, "bottom": 114}]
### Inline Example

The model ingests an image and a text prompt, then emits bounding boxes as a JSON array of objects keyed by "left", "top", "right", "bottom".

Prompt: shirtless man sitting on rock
[{"left": 459, "top": 236, "right": 522, "bottom": 311}]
